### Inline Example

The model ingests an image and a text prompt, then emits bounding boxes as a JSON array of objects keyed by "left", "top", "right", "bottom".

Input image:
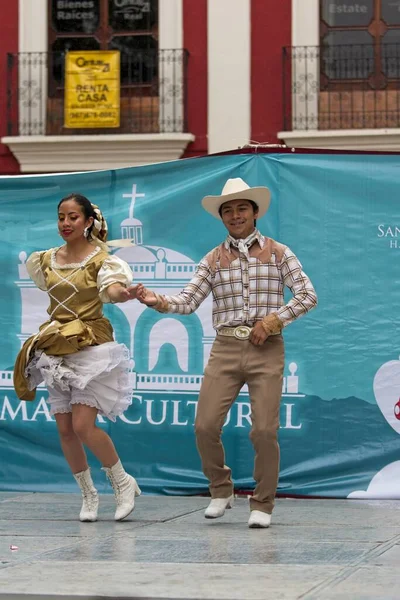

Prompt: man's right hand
[{"left": 136, "top": 283, "right": 158, "bottom": 306}]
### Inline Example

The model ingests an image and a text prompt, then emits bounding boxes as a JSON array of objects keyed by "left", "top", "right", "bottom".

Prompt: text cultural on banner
[{"left": 64, "top": 50, "right": 120, "bottom": 128}]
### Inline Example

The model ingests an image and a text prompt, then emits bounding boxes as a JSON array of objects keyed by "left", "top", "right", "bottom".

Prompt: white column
[
  {"left": 207, "top": 0, "right": 250, "bottom": 153},
  {"left": 18, "top": 0, "right": 48, "bottom": 135},
  {"left": 158, "top": 0, "right": 184, "bottom": 133},
  {"left": 291, "top": 0, "right": 319, "bottom": 130}
]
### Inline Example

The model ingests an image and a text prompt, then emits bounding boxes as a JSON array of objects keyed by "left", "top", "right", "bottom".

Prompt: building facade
[{"left": 0, "top": 0, "right": 399, "bottom": 175}]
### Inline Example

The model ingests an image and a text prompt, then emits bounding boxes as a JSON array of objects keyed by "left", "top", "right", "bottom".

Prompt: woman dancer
[{"left": 14, "top": 193, "right": 140, "bottom": 522}]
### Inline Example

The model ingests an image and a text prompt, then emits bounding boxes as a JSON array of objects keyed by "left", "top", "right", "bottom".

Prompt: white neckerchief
[{"left": 225, "top": 229, "right": 264, "bottom": 258}]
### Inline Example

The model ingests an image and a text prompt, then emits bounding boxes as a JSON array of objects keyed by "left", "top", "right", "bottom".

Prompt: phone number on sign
[{"left": 69, "top": 112, "right": 117, "bottom": 119}]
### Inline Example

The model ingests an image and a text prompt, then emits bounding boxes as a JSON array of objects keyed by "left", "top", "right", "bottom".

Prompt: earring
[{"left": 84, "top": 227, "right": 89, "bottom": 238}]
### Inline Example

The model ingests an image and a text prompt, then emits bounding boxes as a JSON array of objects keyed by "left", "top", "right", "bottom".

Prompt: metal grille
[
  {"left": 283, "top": 45, "right": 400, "bottom": 131},
  {"left": 6, "top": 49, "right": 189, "bottom": 136}
]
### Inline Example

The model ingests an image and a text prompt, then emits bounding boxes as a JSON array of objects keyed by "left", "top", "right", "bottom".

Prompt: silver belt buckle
[{"left": 234, "top": 325, "right": 251, "bottom": 340}]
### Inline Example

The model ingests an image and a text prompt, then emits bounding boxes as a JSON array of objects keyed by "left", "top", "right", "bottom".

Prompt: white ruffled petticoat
[{"left": 25, "top": 342, "right": 134, "bottom": 422}]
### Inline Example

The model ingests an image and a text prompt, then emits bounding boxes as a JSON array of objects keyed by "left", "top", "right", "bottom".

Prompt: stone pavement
[{"left": 0, "top": 492, "right": 399, "bottom": 599}]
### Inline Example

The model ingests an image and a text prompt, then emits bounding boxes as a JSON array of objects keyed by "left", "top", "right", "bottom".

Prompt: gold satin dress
[{"left": 14, "top": 245, "right": 134, "bottom": 422}]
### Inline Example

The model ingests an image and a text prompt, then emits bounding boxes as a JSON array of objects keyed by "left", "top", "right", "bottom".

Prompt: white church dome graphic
[
  {"left": 107, "top": 184, "right": 213, "bottom": 387},
  {"left": 7, "top": 183, "right": 302, "bottom": 398},
  {"left": 373, "top": 355, "right": 400, "bottom": 435},
  {"left": 114, "top": 184, "right": 197, "bottom": 283}
]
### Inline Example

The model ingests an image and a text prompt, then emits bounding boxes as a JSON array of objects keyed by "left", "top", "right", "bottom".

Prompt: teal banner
[{"left": 1, "top": 151, "right": 400, "bottom": 498}]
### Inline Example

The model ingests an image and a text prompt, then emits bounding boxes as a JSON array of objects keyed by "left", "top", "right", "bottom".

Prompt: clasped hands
[
  {"left": 107, "top": 282, "right": 157, "bottom": 305},
  {"left": 135, "top": 283, "right": 157, "bottom": 306}
]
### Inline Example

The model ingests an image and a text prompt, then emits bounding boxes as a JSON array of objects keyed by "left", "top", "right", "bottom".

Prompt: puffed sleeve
[
  {"left": 26, "top": 251, "right": 47, "bottom": 291},
  {"left": 97, "top": 255, "right": 133, "bottom": 303}
]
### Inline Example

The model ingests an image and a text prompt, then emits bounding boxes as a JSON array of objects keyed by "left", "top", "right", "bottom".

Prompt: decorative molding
[
  {"left": 278, "top": 129, "right": 400, "bottom": 151},
  {"left": 1, "top": 134, "right": 195, "bottom": 173},
  {"left": 158, "top": 0, "right": 184, "bottom": 129},
  {"left": 291, "top": 0, "right": 319, "bottom": 130},
  {"left": 19, "top": 0, "right": 47, "bottom": 134},
  {"left": 19, "top": 0, "right": 47, "bottom": 53},
  {"left": 159, "top": 0, "right": 183, "bottom": 49},
  {"left": 292, "top": 0, "right": 319, "bottom": 46},
  {"left": 207, "top": 0, "right": 250, "bottom": 153}
]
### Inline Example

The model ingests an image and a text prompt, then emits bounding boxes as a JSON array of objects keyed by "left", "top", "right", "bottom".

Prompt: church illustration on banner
[{"left": 2, "top": 184, "right": 301, "bottom": 397}]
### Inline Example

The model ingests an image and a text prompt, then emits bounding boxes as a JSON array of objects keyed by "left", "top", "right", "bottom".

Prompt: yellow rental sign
[{"left": 64, "top": 50, "right": 120, "bottom": 128}]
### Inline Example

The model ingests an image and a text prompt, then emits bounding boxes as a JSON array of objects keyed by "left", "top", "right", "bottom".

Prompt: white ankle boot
[
  {"left": 204, "top": 495, "right": 234, "bottom": 519},
  {"left": 248, "top": 510, "right": 272, "bottom": 528},
  {"left": 102, "top": 460, "right": 141, "bottom": 521},
  {"left": 73, "top": 468, "right": 99, "bottom": 522}
]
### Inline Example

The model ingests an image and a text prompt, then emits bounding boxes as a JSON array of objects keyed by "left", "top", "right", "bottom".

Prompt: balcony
[
  {"left": 2, "top": 50, "right": 194, "bottom": 172},
  {"left": 278, "top": 45, "right": 400, "bottom": 151}
]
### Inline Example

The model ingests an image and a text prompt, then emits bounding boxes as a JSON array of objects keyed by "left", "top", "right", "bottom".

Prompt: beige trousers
[{"left": 194, "top": 333, "right": 284, "bottom": 514}]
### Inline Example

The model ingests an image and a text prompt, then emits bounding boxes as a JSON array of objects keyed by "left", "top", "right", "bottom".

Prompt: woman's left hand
[
  {"left": 107, "top": 283, "right": 139, "bottom": 303},
  {"left": 119, "top": 285, "right": 139, "bottom": 302}
]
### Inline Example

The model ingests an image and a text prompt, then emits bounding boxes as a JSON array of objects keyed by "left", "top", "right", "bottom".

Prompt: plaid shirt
[{"left": 157, "top": 230, "right": 317, "bottom": 330}]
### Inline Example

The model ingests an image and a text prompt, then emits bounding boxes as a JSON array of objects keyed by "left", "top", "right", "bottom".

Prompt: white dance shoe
[
  {"left": 204, "top": 495, "right": 234, "bottom": 519},
  {"left": 248, "top": 510, "right": 272, "bottom": 528},
  {"left": 103, "top": 460, "right": 141, "bottom": 521},
  {"left": 74, "top": 468, "right": 99, "bottom": 522}
]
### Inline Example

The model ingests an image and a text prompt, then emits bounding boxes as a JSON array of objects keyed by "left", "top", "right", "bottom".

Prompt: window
[
  {"left": 320, "top": 0, "right": 400, "bottom": 88},
  {"left": 47, "top": 0, "right": 159, "bottom": 133},
  {"left": 49, "top": 0, "right": 158, "bottom": 87}
]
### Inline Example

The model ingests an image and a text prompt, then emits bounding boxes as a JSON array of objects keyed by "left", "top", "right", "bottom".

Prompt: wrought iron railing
[
  {"left": 283, "top": 45, "right": 400, "bottom": 131},
  {"left": 6, "top": 49, "right": 189, "bottom": 136}
]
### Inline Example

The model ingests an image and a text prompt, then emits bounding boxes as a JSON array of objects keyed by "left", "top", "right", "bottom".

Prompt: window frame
[
  {"left": 47, "top": 0, "right": 159, "bottom": 96},
  {"left": 320, "top": 0, "right": 400, "bottom": 90}
]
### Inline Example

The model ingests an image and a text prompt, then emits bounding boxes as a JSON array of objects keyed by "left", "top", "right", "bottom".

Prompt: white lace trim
[
  {"left": 29, "top": 343, "right": 134, "bottom": 423},
  {"left": 50, "top": 406, "right": 72, "bottom": 416},
  {"left": 51, "top": 246, "right": 100, "bottom": 270},
  {"left": 49, "top": 390, "right": 132, "bottom": 422},
  {"left": 71, "top": 395, "right": 132, "bottom": 422},
  {"left": 70, "top": 397, "right": 99, "bottom": 410}
]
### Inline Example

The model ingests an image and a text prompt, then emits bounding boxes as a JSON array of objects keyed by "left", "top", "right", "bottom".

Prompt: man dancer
[{"left": 137, "top": 178, "right": 317, "bottom": 528}]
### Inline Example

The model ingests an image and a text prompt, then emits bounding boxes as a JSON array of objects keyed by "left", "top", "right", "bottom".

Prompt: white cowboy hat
[{"left": 201, "top": 178, "right": 271, "bottom": 220}]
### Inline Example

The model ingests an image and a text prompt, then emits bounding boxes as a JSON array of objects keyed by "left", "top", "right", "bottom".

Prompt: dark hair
[
  {"left": 58, "top": 193, "right": 96, "bottom": 238},
  {"left": 218, "top": 199, "right": 259, "bottom": 226}
]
